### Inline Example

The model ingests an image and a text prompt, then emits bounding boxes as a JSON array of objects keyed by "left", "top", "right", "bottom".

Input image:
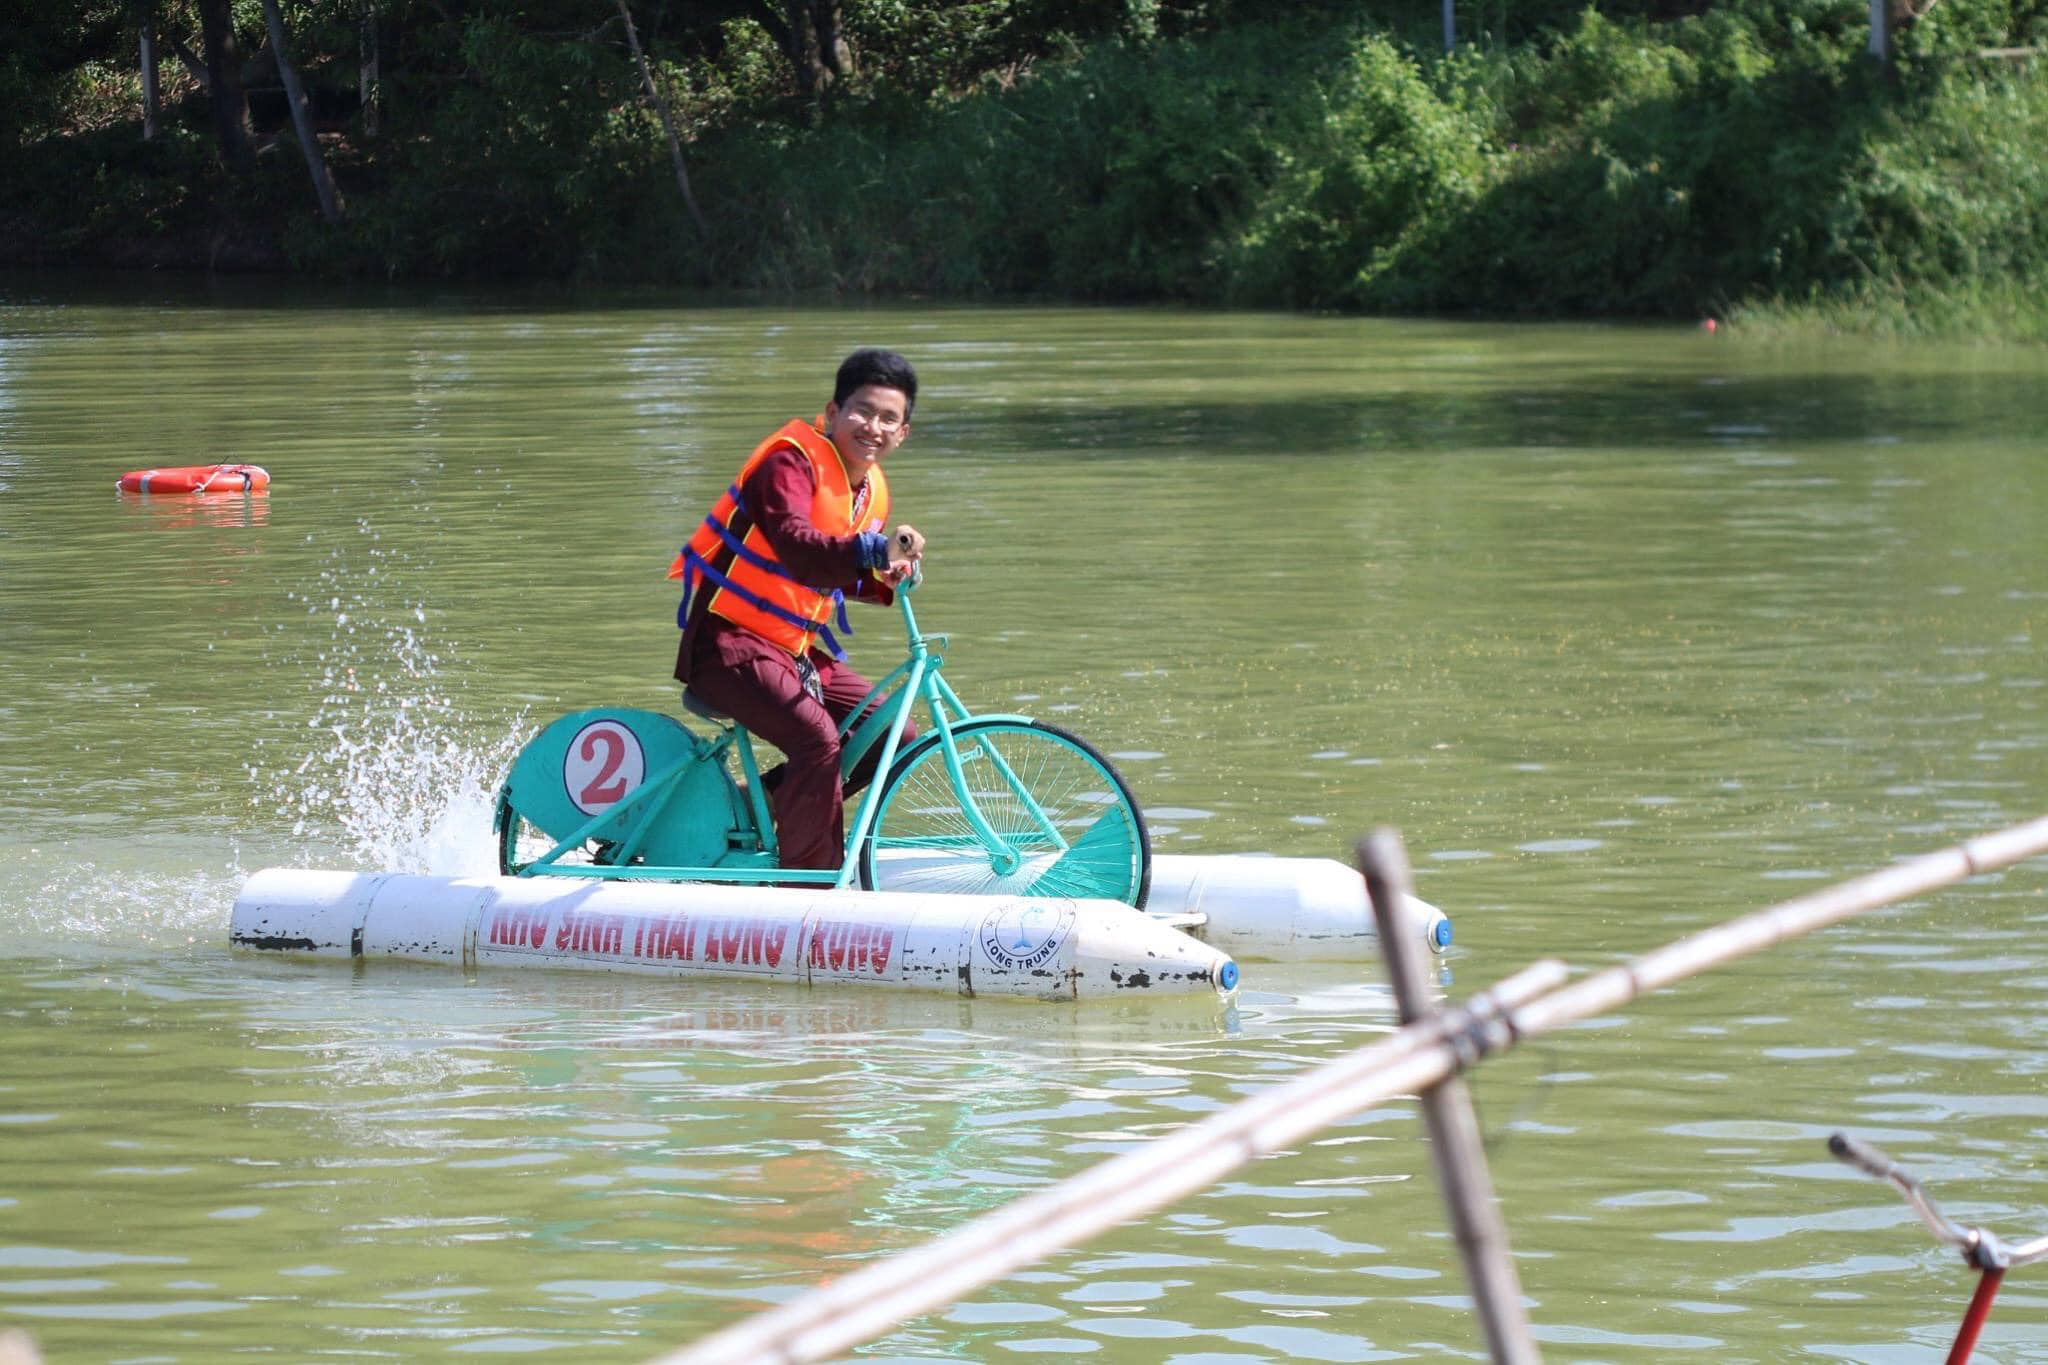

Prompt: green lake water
[{"left": 2, "top": 272, "right": 2046, "bottom": 1362}]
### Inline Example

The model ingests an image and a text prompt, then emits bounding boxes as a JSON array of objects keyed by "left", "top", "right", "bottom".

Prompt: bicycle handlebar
[{"left": 1828, "top": 1132, "right": 2048, "bottom": 1271}]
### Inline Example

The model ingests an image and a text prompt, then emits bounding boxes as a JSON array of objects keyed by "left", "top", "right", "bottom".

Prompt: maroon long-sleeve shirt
[{"left": 672, "top": 443, "right": 893, "bottom": 686}]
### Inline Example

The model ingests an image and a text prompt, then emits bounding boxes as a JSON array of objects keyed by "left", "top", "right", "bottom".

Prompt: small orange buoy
[{"left": 117, "top": 464, "right": 270, "bottom": 494}]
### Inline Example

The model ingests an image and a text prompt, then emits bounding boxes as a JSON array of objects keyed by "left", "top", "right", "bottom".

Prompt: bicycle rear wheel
[{"left": 857, "top": 718, "right": 1150, "bottom": 906}]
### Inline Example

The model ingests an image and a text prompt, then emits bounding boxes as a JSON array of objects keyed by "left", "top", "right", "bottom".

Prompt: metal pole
[
  {"left": 1949, "top": 1269, "right": 2005, "bottom": 1363},
  {"left": 1361, "top": 829, "right": 1540, "bottom": 1364},
  {"left": 1870, "top": 0, "right": 1890, "bottom": 63},
  {"left": 1444, "top": 0, "right": 1457, "bottom": 51}
]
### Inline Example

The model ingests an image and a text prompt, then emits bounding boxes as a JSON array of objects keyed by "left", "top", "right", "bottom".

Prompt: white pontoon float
[
  {"left": 232, "top": 869, "right": 1240, "bottom": 1002},
  {"left": 873, "top": 850, "right": 1453, "bottom": 962},
  {"left": 230, "top": 853, "right": 1449, "bottom": 1002}
]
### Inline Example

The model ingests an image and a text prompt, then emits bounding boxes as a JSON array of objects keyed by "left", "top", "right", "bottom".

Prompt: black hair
[{"left": 833, "top": 348, "right": 918, "bottom": 417}]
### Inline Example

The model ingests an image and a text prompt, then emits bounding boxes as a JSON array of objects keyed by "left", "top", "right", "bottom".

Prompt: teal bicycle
[{"left": 492, "top": 574, "right": 1152, "bottom": 906}]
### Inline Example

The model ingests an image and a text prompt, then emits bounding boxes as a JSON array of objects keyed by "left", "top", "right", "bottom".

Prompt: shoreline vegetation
[{"left": 4, "top": 2, "right": 2043, "bottom": 342}]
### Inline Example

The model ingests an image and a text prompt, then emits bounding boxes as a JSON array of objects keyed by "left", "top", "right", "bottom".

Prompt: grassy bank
[{"left": 1731, "top": 277, "right": 2048, "bottom": 344}]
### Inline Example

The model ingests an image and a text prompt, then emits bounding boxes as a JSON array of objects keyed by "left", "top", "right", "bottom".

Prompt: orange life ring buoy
[{"left": 116, "top": 464, "right": 271, "bottom": 494}]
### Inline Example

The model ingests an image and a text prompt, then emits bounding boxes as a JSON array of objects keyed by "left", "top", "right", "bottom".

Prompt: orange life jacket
[{"left": 668, "top": 418, "right": 889, "bottom": 659}]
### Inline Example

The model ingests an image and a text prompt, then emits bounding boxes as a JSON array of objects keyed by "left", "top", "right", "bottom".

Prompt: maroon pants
[{"left": 685, "top": 631, "right": 913, "bottom": 871}]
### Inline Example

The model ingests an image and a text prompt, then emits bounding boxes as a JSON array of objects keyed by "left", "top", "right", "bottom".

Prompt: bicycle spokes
[{"left": 860, "top": 719, "right": 1149, "bottom": 905}]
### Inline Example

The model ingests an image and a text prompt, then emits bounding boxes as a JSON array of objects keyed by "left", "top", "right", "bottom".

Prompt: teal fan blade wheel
[
  {"left": 857, "top": 719, "right": 1150, "bottom": 906},
  {"left": 494, "top": 708, "right": 739, "bottom": 876},
  {"left": 498, "top": 786, "right": 598, "bottom": 875}
]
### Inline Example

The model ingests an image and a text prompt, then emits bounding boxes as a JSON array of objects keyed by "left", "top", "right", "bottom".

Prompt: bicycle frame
[
  {"left": 1829, "top": 1132, "right": 2048, "bottom": 1363},
  {"left": 507, "top": 576, "right": 1079, "bottom": 889}
]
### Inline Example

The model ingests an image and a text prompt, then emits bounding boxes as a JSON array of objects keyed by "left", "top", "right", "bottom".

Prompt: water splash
[
  {"left": 15, "top": 845, "right": 249, "bottom": 953},
  {"left": 255, "top": 539, "right": 530, "bottom": 877},
  {"left": 6, "top": 547, "right": 533, "bottom": 952}
]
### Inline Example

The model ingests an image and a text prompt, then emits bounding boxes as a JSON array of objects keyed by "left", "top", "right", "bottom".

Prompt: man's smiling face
[{"left": 825, "top": 383, "right": 912, "bottom": 477}]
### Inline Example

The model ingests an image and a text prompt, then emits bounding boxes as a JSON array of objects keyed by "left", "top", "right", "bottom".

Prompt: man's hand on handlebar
[
  {"left": 887, "top": 525, "right": 925, "bottom": 563},
  {"left": 881, "top": 524, "right": 924, "bottom": 586}
]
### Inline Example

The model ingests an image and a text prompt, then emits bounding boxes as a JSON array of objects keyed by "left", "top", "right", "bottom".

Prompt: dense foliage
[{"left": 3, "top": 0, "right": 2045, "bottom": 329}]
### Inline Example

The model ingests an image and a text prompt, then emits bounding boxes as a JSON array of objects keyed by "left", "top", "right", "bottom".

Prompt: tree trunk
[
  {"left": 360, "top": 1, "right": 380, "bottom": 138},
  {"left": 195, "top": 0, "right": 249, "bottom": 164},
  {"left": 747, "top": 0, "right": 850, "bottom": 107},
  {"left": 168, "top": 31, "right": 211, "bottom": 91},
  {"left": 816, "top": 0, "right": 851, "bottom": 84},
  {"left": 258, "top": 0, "right": 346, "bottom": 224},
  {"left": 615, "top": 0, "right": 709, "bottom": 237},
  {"left": 790, "top": 2, "right": 822, "bottom": 101},
  {"left": 137, "top": 0, "right": 161, "bottom": 141}
]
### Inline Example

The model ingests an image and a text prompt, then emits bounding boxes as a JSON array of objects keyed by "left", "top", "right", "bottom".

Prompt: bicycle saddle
[{"left": 681, "top": 690, "right": 730, "bottom": 723}]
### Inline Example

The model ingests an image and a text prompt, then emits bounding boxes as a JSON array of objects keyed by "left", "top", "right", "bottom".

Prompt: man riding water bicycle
[{"left": 669, "top": 349, "right": 926, "bottom": 873}]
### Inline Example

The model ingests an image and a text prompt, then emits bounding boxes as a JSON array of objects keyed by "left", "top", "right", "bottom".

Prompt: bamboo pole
[
  {"left": 1362, "top": 829, "right": 1539, "bottom": 1364},
  {"left": 646, "top": 958, "right": 1572, "bottom": 1365},
  {"left": 644, "top": 813, "right": 2048, "bottom": 1365}
]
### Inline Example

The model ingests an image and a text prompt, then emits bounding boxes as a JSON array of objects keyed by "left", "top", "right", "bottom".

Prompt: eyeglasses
[{"left": 840, "top": 401, "right": 907, "bottom": 434}]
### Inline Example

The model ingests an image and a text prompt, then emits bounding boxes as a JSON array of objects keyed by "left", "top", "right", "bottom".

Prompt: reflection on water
[
  {"left": 113, "top": 489, "right": 270, "bottom": 531},
  {"left": 1, "top": 277, "right": 2047, "bottom": 1361}
]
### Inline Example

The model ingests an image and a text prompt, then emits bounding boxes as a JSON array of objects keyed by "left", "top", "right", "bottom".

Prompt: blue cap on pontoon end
[
  {"left": 1219, "top": 960, "right": 1240, "bottom": 992},
  {"left": 1434, "top": 917, "right": 1454, "bottom": 950}
]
